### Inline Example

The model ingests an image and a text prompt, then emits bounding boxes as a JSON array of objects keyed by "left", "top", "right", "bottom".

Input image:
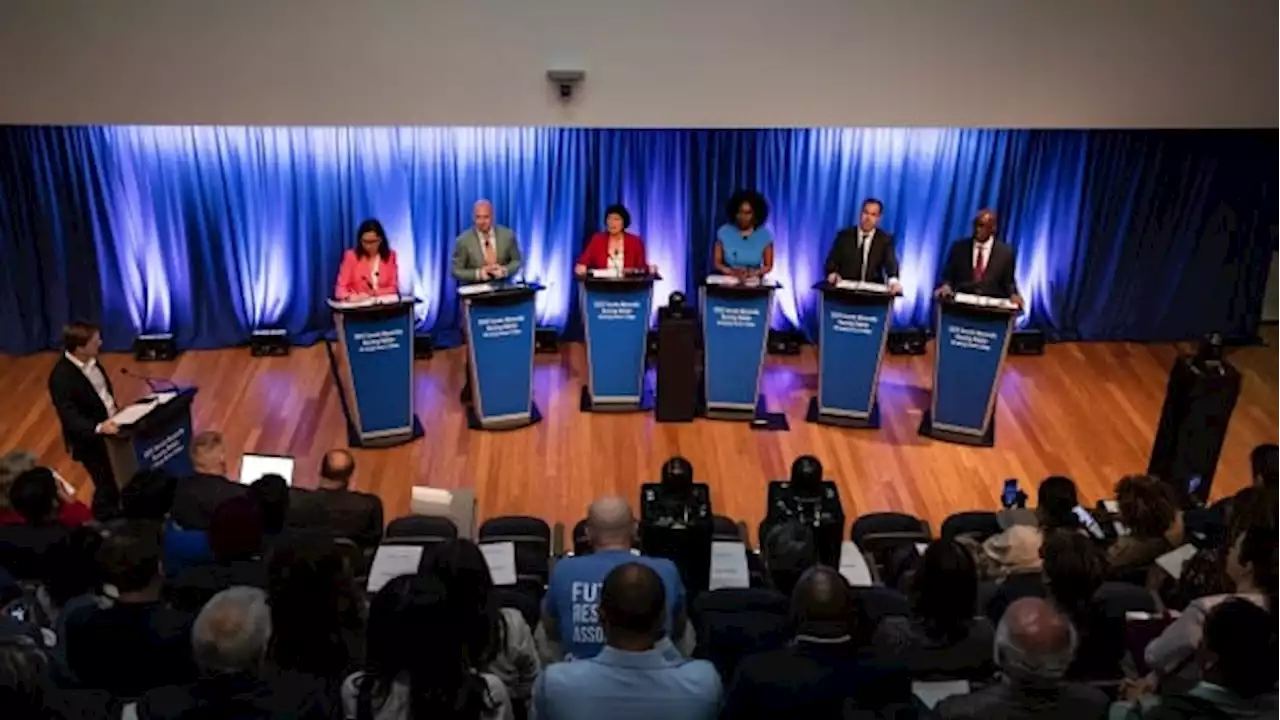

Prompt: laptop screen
[{"left": 238, "top": 454, "right": 295, "bottom": 486}]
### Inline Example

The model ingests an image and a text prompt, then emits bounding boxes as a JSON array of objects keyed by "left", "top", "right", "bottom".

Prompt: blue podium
[
  {"left": 579, "top": 273, "right": 657, "bottom": 412},
  {"left": 806, "top": 281, "right": 896, "bottom": 428},
  {"left": 919, "top": 294, "right": 1018, "bottom": 446},
  {"left": 700, "top": 278, "right": 779, "bottom": 422},
  {"left": 105, "top": 387, "right": 198, "bottom": 485},
  {"left": 461, "top": 282, "right": 544, "bottom": 430},
  {"left": 329, "top": 297, "right": 422, "bottom": 447}
]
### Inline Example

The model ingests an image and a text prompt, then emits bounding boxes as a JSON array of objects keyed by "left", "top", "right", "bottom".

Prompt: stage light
[
  {"left": 413, "top": 333, "right": 434, "bottom": 360},
  {"left": 887, "top": 328, "right": 928, "bottom": 355},
  {"left": 1009, "top": 329, "right": 1046, "bottom": 356},
  {"left": 133, "top": 333, "right": 178, "bottom": 362},
  {"left": 766, "top": 329, "right": 803, "bottom": 356},
  {"left": 249, "top": 328, "right": 290, "bottom": 357}
]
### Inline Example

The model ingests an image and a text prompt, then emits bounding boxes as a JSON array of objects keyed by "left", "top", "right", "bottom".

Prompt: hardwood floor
[{"left": 2, "top": 330, "right": 1275, "bottom": 543}]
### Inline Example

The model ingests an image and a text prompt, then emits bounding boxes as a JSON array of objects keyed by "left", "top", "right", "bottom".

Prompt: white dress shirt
[
  {"left": 972, "top": 238, "right": 994, "bottom": 273},
  {"left": 370, "top": 254, "right": 381, "bottom": 288},
  {"left": 64, "top": 351, "right": 118, "bottom": 421},
  {"left": 857, "top": 229, "right": 899, "bottom": 285},
  {"left": 476, "top": 229, "right": 496, "bottom": 280}
]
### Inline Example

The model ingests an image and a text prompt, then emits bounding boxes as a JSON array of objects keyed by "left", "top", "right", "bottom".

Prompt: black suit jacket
[
  {"left": 824, "top": 228, "right": 900, "bottom": 283},
  {"left": 170, "top": 473, "right": 246, "bottom": 531},
  {"left": 48, "top": 355, "right": 115, "bottom": 460},
  {"left": 721, "top": 639, "right": 913, "bottom": 719},
  {"left": 940, "top": 238, "right": 1018, "bottom": 298},
  {"left": 286, "top": 487, "right": 384, "bottom": 549}
]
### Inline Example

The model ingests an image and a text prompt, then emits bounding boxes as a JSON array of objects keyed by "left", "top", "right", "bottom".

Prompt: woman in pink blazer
[{"left": 335, "top": 218, "right": 400, "bottom": 300}]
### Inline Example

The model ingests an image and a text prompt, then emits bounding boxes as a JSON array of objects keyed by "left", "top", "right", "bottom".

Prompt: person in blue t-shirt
[
  {"left": 713, "top": 189, "right": 774, "bottom": 278},
  {"left": 542, "top": 496, "right": 688, "bottom": 660}
]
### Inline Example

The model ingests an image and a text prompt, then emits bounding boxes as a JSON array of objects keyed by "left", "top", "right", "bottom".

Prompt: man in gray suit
[{"left": 452, "top": 199, "right": 522, "bottom": 283}]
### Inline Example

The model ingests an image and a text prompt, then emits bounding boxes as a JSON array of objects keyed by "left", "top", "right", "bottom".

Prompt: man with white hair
[
  {"left": 937, "top": 597, "right": 1108, "bottom": 720},
  {"left": 541, "top": 496, "right": 689, "bottom": 661},
  {"left": 451, "top": 199, "right": 522, "bottom": 284},
  {"left": 127, "top": 586, "right": 332, "bottom": 719}
]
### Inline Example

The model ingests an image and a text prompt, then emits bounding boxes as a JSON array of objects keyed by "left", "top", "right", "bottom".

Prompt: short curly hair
[
  {"left": 1114, "top": 474, "right": 1178, "bottom": 538},
  {"left": 725, "top": 189, "right": 769, "bottom": 228},
  {"left": 604, "top": 203, "right": 631, "bottom": 229}
]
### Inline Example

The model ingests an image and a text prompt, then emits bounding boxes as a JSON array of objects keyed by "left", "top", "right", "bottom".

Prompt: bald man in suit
[
  {"left": 935, "top": 209, "right": 1023, "bottom": 307},
  {"left": 451, "top": 199, "right": 523, "bottom": 284}
]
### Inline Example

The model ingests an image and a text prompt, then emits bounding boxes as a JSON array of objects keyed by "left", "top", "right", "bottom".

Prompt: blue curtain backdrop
[{"left": 0, "top": 126, "right": 1272, "bottom": 354}]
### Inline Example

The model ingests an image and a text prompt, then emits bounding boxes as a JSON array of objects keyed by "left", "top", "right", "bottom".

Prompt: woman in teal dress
[{"left": 714, "top": 189, "right": 774, "bottom": 277}]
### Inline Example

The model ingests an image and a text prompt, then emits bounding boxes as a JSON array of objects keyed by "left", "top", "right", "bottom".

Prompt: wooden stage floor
[{"left": 2, "top": 332, "right": 1275, "bottom": 541}]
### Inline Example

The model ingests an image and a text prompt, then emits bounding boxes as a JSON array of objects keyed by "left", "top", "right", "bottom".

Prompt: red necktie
[{"left": 974, "top": 245, "right": 987, "bottom": 281}]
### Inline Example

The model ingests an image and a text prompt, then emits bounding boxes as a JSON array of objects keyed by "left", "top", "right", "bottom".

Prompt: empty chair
[
  {"left": 712, "top": 515, "right": 745, "bottom": 543},
  {"left": 940, "top": 511, "right": 1001, "bottom": 543},
  {"left": 851, "top": 512, "right": 931, "bottom": 578},
  {"left": 384, "top": 514, "right": 459, "bottom": 544},
  {"left": 478, "top": 515, "right": 552, "bottom": 586}
]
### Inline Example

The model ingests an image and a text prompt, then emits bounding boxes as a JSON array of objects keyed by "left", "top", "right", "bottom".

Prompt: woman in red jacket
[
  {"left": 574, "top": 204, "right": 655, "bottom": 277},
  {"left": 334, "top": 218, "right": 400, "bottom": 300}
]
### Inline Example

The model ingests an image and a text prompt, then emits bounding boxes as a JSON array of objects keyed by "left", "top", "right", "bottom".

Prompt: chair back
[
  {"left": 940, "top": 511, "right": 1001, "bottom": 543},
  {"left": 385, "top": 515, "right": 459, "bottom": 540},
  {"left": 852, "top": 512, "right": 932, "bottom": 575},
  {"left": 479, "top": 515, "right": 553, "bottom": 586}
]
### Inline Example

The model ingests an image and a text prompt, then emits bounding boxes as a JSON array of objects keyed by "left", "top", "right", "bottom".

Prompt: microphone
[{"left": 120, "top": 367, "right": 178, "bottom": 394}]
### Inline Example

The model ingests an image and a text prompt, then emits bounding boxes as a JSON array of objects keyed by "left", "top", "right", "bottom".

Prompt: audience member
[
  {"left": 120, "top": 467, "right": 213, "bottom": 578},
  {"left": 722, "top": 566, "right": 911, "bottom": 718},
  {"left": 1143, "top": 523, "right": 1275, "bottom": 684},
  {"left": 166, "top": 495, "right": 268, "bottom": 613},
  {"left": 169, "top": 431, "right": 244, "bottom": 531},
  {"left": 249, "top": 474, "right": 291, "bottom": 546},
  {"left": 421, "top": 539, "right": 540, "bottom": 704},
  {"left": 875, "top": 539, "right": 995, "bottom": 679},
  {"left": 0, "top": 468, "right": 72, "bottom": 580},
  {"left": 266, "top": 531, "right": 364, "bottom": 685},
  {"left": 691, "top": 520, "right": 812, "bottom": 680},
  {"left": 1249, "top": 443, "right": 1278, "bottom": 490},
  {"left": 978, "top": 476, "right": 1088, "bottom": 585},
  {"left": 542, "top": 497, "right": 688, "bottom": 660},
  {"left": 535, "top": 562, "right": 720, "bottom": 720},
  {"left": 287, "top": 449, "right": 384, "bottom": 549},
  {"left": 1107, "top": 475, "right": 1182, "bottom": 579},
  {"left": 0, "top": 453, "right": 92, "bottom": 528},
  {"left": 1114, "top": 598, "right": 1277, "bottom": 719},
  {"left": 343, "top": 574, "right": 513, "bottom": 720},
  {"left": 1041, "top": 530, "right": 1123, "bottom": 679},
  {"left": 65, "top": 520, "right": 197, "bottom": 697},
  {"left": 130, "top": 586, "right": 334, "bottom": 720},
  {"left": 937, "top": 597, "right": 1108, "bottom": 720},
  {"left": 0, "top": 634, "right": 116, "bottom": 720}
]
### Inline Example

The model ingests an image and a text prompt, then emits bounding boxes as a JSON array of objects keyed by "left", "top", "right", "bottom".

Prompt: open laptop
[{"left": 237, "top": 453, "right": 295, "bottom": 486}]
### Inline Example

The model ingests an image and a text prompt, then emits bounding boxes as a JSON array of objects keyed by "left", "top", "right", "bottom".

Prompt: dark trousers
[{"left": 77, "top": 445, "right": 119, "bottom": 520}]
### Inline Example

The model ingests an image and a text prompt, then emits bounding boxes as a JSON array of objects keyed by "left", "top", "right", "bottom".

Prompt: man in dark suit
[
  {"left": 47, "top": 322, "right": 121, "bottom": 519},
  {"left": 720, "top": 566, "right": 913, "bottom": 718},
  {"left": 936, "top": 208, "right": 1024, "bottom": 306},
  {"left": 824, "top": 197, "right": 903, "bottom": 294},
  {"left": 170, "top": 430, "right": 244, "bottom": 530},
  {"left": 286, "top": 449, "right": 384, "bottom": 549}
]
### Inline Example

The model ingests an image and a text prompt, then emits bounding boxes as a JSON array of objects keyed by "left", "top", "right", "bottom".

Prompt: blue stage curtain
[{"left": 0, "top": 126, "right": 1271, "bottom": 354}]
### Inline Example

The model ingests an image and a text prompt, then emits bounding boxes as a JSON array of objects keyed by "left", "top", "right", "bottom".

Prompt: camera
[{"left": 546, "top": 69, "right": 585, "bottom": 100}]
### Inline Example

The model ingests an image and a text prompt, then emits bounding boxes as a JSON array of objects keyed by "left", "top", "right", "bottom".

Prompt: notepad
[
  {"left": 709, "top": 541, "right": 751, "bottom": 590},
  {"left": 366, "top": 545, "right": 424, "bottom": 593},
  {"left": 704, "top": 274, "right": 741, "bottom": 286},
  {"left": 457, "top": 282, "right": 498, "bottom": 296},
  {"left": 479, "top": 541, "right": 518, "bottom": 586},
  {"left": 1155, "top": 543, "right": 1199, "bottom": 580}
]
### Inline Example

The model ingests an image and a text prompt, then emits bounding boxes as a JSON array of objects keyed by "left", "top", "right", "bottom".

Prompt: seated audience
[
  {"left": 343, "top": 574, "right": 513, "bottom": 720},
  {"left": 875, "top": 539, "right": 996, "bottom": 680},
  {"left": 267, "top": 531, "right": 365, "bottom": 685},
  {"left": 1142, "top": 523, "right": 1275, "bottom": 685},
  {"left": 130, "top": 586, "right": 334, "bottom": 719},
  {"left": 1113, "top": 598, "right": 1277, "bottom": 719},
  {"left": 0, "top": 453, "right": 92, "bottom": 528},
  {"left": 937, "top": 597, "right": 1109, "bottom": 720},
  {"left": 981, "top": 476, "right": 1087, "bottom": 580},
  {"left": 249, "top": 473, "right": 292, "bottom": 549},
  {"left": 534, "top": 562, "right": 720, "bottom": 720},
  {"left": 0, "top": 634, "right": 116, "bottom": 720},
  {"left": 65, "top": 521, "right": 198, "bottom": 697},
  {"left": 120, "top": 467, "right": 213, "bottom": 578},
  {"left": 721, "top": 566, "right": 911, "bottom": 719},
  {"left": 421, "top": 539, "right": 539, "bottom": 704},
  {"left": 1185, "top": 445, "right": 1277, "bottom": 546},
  {"left": 0, "top": 468, "right": 72, "bottom": 580},
  {"left": 1040, "top": 529, "right": 1123, "bottom": 679},
  {"left": 1107, "top": 475, "right": 1182, "bottom": 579},
  {"left": 37, "top": 524, "right": 110, "bottom": 685},
  {"left": 166, "top": 496, "right": 268, "bottom": 613},
  {"left": 287, "top": 449, "right": 384, "bottom": 549},
  {"left": 542, "top": 496, "right": 688, "bottom": 660},
  {"left": 169, "top": 431, "right": 244, "bottom": 531},
  {"left": 692, "top": 520, "right": 813, "bottom": 680}
]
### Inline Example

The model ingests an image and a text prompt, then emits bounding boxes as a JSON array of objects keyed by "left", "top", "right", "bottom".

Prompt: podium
[
  {"left": 1147, "top": 355, "right": 1241, "bottom": 503},
  {"left": 806, "top": 281, "right": 895, "bottom": 428},
  {"left": 579, "top": 272, "right": 658, "bottom": 412},
  {"left": 105, "top": 387, "right": 198, "bottom": 487},
  {"left": 919, "top": 294, "right": 1018, "bottom": 446},
  {"left": 699, "top": 277, "right": 779, "bottom": 422},
  {"left": 329, "top": 297, "right": 422, "bottom": 448},
  {"left": 461, "top": 282, "right": 544, "bottom": 430}
]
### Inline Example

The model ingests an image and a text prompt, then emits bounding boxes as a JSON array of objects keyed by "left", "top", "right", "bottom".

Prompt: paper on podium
[
  {"left": 479, "top": 541, "right": 518, "bottom": 586},
  {"left": 589, "top": 268, "right": 622, "bottom": 279},
  {"left": 953, "top": 292, "right": 1017, "bottom": 310},
  {"left": 111, "top": 401, "right": 158, "bottom": 427},
  {"left": 705, "top": 274, "right": 741, "bottom": 286},
  {"left": 838, "top": 541, "right": 874, "bottom": 587},
  {"left": 327, "top": 294, "right": 403, "bottom": 310},
  {"left": 366, "top": 545, "right": 424, "bottom": 592},
  {"left": 709, "top": 541, "right": 751, "bottom": 590},
  {"left": 836, "top": 280, "right": 889, "bottom": 294},
  {"left": 457, "top": 282, "right": 499, "bottom": 297},
  {"left": 1155, "top": 543, "right": 1199, "bottom": 580}
]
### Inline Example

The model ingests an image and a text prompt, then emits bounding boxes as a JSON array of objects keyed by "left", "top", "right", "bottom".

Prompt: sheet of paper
[
  {"left": 374, "top": 293, "right": 403, "bottom": 305},
  {"left": 912, "top": 680, "right": 971, "bottom": 709},
  {"left": 1155, "top": 543, "right": 1199, "bottom": 580},
  {"left": 479, "top": 541, "right": 518, "bottom": 586},
  {"left": 837, "top": 280, "right": 889, "bottom": 294},
  {"left": 914, "top": 543, "right": 929, "bottom": 555},
  {"left": 327, "top": 297, "right": 376, "bottom": 310},
  {"left": 838, "top": 541, "right": 873, "bottom": 587},
  {"left": 111, "top": 402, "right": 156, "bottom": 426},
  {"left": 457, "top": 282, "right": 498, "bottom": 296},
  {"left": 366, "top": 545, "right": 424, "bottom": 593},
  {"left": 709, "top": 541, "right": 751, "bottom": 590},
  {"left": 1102, "top": 499, "right": 1120, "bottom": 514},
  {"left": 589, "top": 268, "right": 621, "bottom": 279},
  {"left": 704, "top": 274, "right": 741, "bottom": 286}
]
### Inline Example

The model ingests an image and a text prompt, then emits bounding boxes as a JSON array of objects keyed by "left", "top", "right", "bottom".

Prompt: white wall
[{"left": 0, "top": 0, "right": 1275, "bottom": 128}]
